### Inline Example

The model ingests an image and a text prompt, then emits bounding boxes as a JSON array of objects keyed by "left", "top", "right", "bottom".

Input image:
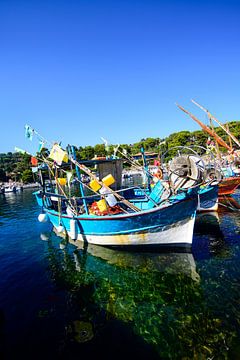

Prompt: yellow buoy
[
  {"left": 102, "top": 174, "right": 115, "bottom": 187},
  {"left": 90, "top": 179, "right": 101, "bottom": 192},
  {"left": 58, "top": 178, "right": 67, "bottom": 186},
  {"left": 96, "top": 199, "right": 108, "bottom": 212}
]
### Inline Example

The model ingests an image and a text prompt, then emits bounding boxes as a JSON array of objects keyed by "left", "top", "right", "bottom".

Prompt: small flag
[
  {"left": 49, "top": 143, "right": 68, "bottom": 165},
  {"left": 31, "top": 157, "right": 38, "bottom": 166},
  {"left": 66, "top": 171, "right": 73, "bottom": 188},
  {"left": 25, "top": 124, "right": 33, "bottom": 141},
  {"left": 38, "top": 141, "right": 44, "bottom": 153},
  {"left": 15, "top": 146, "right": 27, "bottom": 154}
]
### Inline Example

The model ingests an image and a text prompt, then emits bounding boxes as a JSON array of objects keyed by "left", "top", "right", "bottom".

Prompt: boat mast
[
  {"left": 226, "top": 124, "right": 233, "bottom": 152},
  {"left": 141, "top": 146, "right": 151, "bottom": 191},
  {"left": 208, "top": 117, "right": 221, "bottom": 160},
  {"left": 191, "top": 99, "right": 240, "bottom": 149},
  {"left": 68, "top": 145, "right": 89, "bottom": 214},
  {"left": 176, "top": 104, "right": 233, "bottom": 152}
]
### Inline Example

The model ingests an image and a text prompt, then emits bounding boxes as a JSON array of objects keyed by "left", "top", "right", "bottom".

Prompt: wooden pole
[
  {"left": 69, "top": 146, "right": 89, "bottom": 214},
  {"left": 191, "top": 99, "right": 240, "bottom": 149},
  {"left": 226, "top": 124, "right": 233, "bottom": 152},
  {"left": 176, "top": 103, "right": 233, "bottom": 152},
  {"left": 209, "top": 117, "right": 221, "bottom": 160}
]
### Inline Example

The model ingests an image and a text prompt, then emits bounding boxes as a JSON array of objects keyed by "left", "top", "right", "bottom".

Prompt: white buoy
[
  {"left": 70, "top": 219, "right": 77, "bottom": 240},
  {"left": 106, "top": 194, "right": 118, "bottom": 207},
  {"left": 38, "top": 213, "right": 48, "bottom": 223}
]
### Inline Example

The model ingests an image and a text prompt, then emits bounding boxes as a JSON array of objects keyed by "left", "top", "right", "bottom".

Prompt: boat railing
[{"left": 40, "top": 185, "right": 150, "bottom": 202}]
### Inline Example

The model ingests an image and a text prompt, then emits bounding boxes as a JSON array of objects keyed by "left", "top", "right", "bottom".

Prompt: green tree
[
  {"left": 94, "top": 144, "right": 106, "bottom": 157},
  {"left": 21, "top": 169, "right": 34, "bottom": 183},
  {"left": 78, "top": 146, "right": 95, "bottom": 160},
  {"left": 143, "top": 137, "right": 159, "bottom": 151}
]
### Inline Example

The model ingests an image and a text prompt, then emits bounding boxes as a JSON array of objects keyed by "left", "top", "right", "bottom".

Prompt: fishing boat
[
  {"left": 217, "top": 163, "right": 240, "bottom": 196},
  {"left": 35, "top": 190, "right": 197, "bottom": 247},
  {"left": 33, "top": 144, "right": 199, "bottom": 248},
  {"left": 4, "top": 185, "right": 17, "bottom": 193},
  {"left": 199, "top": 163, "right": 240, "bottom": 197},
  {"left": 218, "top": 176, "right": 240, "bottom": 196},
  {"left": 4, "top": 184, "right": 23, "bottom": 193}
]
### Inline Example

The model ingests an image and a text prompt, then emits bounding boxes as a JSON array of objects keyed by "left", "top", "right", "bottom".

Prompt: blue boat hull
[
  {"left": 197, "top": 184, "right": 219, "bottom": 212},
  {"left": 35, "top": 191, "right": 198, "bottom": 246}
]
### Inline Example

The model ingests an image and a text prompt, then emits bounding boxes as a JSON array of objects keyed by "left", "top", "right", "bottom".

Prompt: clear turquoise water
[{"left": 0, "top": 189, "right": 240, "bottom": 359}]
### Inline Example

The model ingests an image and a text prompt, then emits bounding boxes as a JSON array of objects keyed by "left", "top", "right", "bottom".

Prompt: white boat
[{"left": 4, "top": 185, "right": 17, "bottom": 193}]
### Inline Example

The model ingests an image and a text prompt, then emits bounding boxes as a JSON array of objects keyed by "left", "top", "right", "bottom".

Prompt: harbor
[{"left": 1, "top": 0, "right": 240, "bottom": 358}]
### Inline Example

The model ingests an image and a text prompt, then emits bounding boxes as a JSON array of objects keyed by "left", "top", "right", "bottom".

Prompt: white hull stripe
[{"left": 55, "top": 217, "right": 195, "bottom": 246}]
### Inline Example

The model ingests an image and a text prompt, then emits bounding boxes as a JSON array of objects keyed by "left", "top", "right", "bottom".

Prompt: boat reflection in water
[
  {"left": 70, "top": 239, "right": 200, "bottom": 282},
  {"left": 218, "top": 194, "right": 240, "bottom": 211},
  {"left": 38, "top": 230, "right": 237, "bottom": 360}
]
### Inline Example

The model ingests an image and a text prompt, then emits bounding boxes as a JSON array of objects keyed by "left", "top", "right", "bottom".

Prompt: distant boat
[
  {"left": 4, "top": 185, "right": 17, "bottom": 193},
  {"left": 3, "top": 184, "right": 23, "bottom": 193},
  {"left": 218, "top": 176, "right": 240, "bottom": 196},
  {"left": 200, "top": 164, "right": 240, "bottom": 197}
]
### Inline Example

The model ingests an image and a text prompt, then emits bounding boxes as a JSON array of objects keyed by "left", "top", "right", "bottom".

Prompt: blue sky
[{"left": 1, "top": 0, "right": 240, "bottom": 154}]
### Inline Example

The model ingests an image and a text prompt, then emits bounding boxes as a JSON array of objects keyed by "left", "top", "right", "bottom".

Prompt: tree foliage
[
  {"left": 0, "top": 152, "right": 32, "bottom": 182},
  {"left": 21, "top": 169, "right": 34, "bottom": 183}
]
